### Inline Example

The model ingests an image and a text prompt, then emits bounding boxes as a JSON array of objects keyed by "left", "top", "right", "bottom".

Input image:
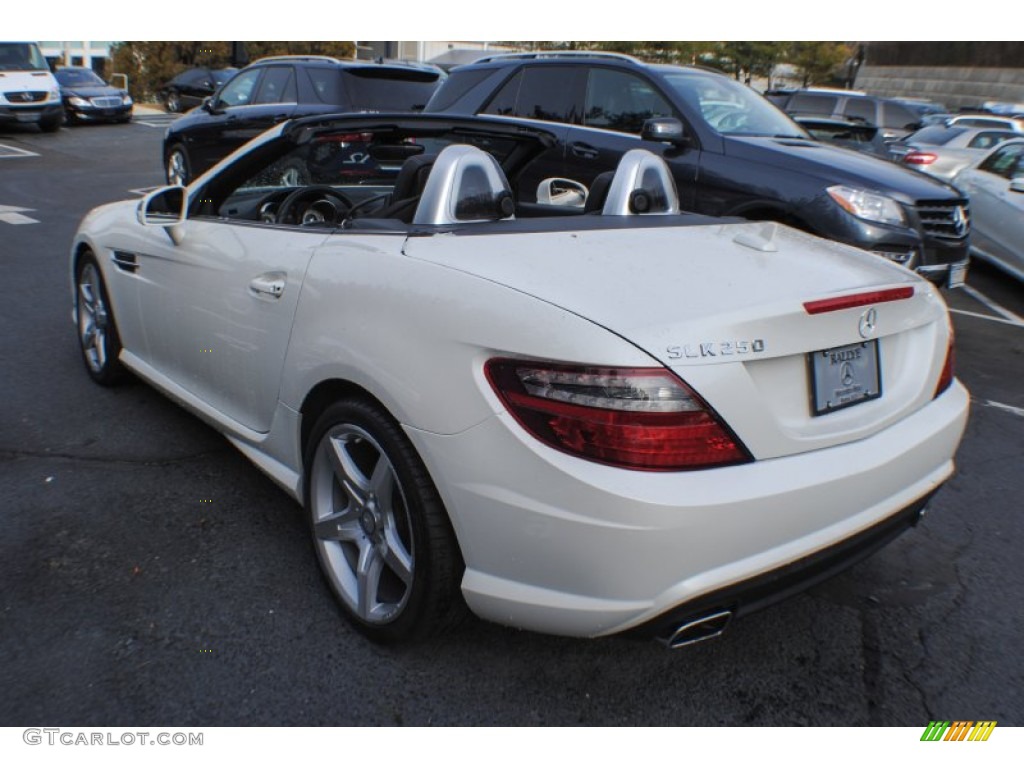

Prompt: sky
[{"left": 4, "top": 2, "right": 996, "bottom": 45}]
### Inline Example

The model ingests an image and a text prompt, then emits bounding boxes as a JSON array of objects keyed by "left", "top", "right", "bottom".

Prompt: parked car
[
  {"left": 891, "top": 125, "right": 1018, "bottom": 180},
  {"left": 0, "top": 41, "right": 63, "bottom": 132},
  {"left": 790, "top": 115, "right": 892, "bottom": 159},
  {"left": 945, "top": 114, "right": 1024, "bottom": 133},
  {"left": 157, "top": 66, "right": 237, "bottom": 113},
  {"left": 426, "top": 52, "right": 970, "bottom": 285},
  {"left": 71, "top": 112, "right": 968, "bottom": 645},
  {"left": 163, "top": 56, "right": 444, "bottom": 186},
  {"left": 54, "top": 67, "right": 132, "bottom": 124},
  {"left": 774, "top": 87, "right": 926, "bottom": 140},
  {"left": 953, "top": 139, "right": 1024, "bottom": 282}
]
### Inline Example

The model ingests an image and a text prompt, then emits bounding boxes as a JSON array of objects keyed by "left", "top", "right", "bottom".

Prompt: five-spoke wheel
[
  {"left": 75, "top": 253, "right": 124, "bottom": 385},
  {"left": 305, "top": 400, "right": 464, "bottom": 642}
]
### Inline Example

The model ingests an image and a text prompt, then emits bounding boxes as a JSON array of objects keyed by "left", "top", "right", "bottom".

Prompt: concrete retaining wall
[{"left": 856, "top": 66, "right": 1024, "bottom": 110}]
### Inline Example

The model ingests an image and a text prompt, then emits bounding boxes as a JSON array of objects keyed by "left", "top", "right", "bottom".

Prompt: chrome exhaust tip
[{"left": 661, "top": 609, "right": 733, "bottom": 649}]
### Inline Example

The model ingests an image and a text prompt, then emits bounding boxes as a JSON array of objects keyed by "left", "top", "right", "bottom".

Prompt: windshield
[
  {"left": 0, "top": 42, "right": 50, "bottom": 72},
  {"left": 56, "top": 68, "right": 107, "bottom": 87},
  {"left": 662, "top": 72, "right": 808, "bottom": 138}
]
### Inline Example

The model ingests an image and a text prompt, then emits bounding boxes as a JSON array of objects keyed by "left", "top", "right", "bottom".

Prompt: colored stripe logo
[{"left": 921, "top": 721, "right": 997, "bottom": 741}]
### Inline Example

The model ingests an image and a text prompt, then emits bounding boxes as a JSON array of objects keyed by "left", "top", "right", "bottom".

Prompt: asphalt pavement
[{"left": 0, "top": 118, "right": 1021, "bottom": 726}]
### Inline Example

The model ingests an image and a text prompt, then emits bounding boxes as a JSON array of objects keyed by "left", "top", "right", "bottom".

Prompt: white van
[{"left": 0, "top": 42, "right": 64, "bottom": 132}]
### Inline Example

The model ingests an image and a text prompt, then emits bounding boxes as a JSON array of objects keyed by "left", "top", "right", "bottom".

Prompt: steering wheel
[
  {"left": 276, "top": 185, "right": 354, "bottom": 227},
  {"left": 716, "top": 112, "right": 750, "bottom": 133},
  {"left": 255, "top": 189, "right": 294, "bottom": 223}
]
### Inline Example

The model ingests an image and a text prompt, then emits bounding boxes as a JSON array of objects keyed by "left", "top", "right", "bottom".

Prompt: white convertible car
[{"left": 71, "top": 114, "right": 969, "bottom": 647}]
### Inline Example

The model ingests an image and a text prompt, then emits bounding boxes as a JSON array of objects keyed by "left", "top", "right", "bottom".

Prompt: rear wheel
[
  {"left": 166, "top": 144, "right": 191, "bottom": 186},
  {"left": 165, "top": 89, "right": 181, "bottom": 113},
  {"left": 75, "top": 253, "right": 125, "bottom": 385},
  {"left": 304, "top": 399, "right": 465, "bottom": 643}
]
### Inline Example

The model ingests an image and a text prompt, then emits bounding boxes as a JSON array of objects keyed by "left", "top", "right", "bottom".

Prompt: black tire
[
  {"left": 166, "top": 143, "right": 191, "bottom": 186},
  {"left": 39, "top": 114, "right": 62, "bottom": 133},
  {"left": 75, "top": 252, "right": 126, "bottom": 386},
  {"left": 304, "top": 398, "right": 466, "bottom": 643}
]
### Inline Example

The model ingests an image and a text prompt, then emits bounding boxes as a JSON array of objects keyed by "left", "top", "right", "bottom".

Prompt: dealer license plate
[{"left": 810, "top": 340, "right": 881, "bottom": 416}]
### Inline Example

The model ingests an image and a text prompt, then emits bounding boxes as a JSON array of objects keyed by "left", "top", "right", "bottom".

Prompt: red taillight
[
  {"left": 484, "top": 359, "right": 751, "bottom": 471},
  {"left": 904, "top": 151, "right": 937, "bottom": 166},
  {"left": 803, "top": 287, "right": 914, "bottom": 315},
  {"left": 935, "top": 327, "right": 955, "bottom": 398}
]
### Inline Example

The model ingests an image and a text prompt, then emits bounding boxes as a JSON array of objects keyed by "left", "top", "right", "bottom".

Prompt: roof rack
[
  {"left": 473, "top": 51, "right": 642, "bottom": 65},
  {"left": 253, "top": 55, "right": 342, "bottom": 64}
]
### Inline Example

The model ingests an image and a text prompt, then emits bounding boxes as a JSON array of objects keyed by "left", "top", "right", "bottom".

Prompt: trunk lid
[{"left": 404, "top": 220, "right": 950, "bottom": 459}]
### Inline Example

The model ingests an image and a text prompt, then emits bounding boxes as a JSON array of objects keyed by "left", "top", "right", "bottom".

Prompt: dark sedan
[
  {"left": 157, "top": 67, "right": 237, "bottom": 113},
  {"left": 55, "top": 67, "right": 132, "bottom": 124}
]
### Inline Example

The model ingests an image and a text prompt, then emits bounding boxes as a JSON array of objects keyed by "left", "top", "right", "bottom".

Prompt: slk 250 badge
[{"left": 666, "top": 339, "right": 766, "bottom": 360}]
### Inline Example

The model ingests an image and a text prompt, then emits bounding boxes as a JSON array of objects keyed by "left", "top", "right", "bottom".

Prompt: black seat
[
  {"left": 375, "top": 153, "right": 437, "bottom": 222},
  {"left": 584, "top": 171, "right": 615, "bottom": 214}
]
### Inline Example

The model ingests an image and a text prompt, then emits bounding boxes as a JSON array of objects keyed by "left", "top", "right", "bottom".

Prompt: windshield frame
[{"left": 56, "top": 68, "right": 107, "bottom": 87}]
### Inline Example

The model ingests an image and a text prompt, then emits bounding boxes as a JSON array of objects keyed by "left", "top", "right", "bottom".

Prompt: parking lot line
[
  {"left": 0, "top": 143, "right": 39, "bottom": 159},
  {"left": 961, "top": 284, "right": 1024, "bottom": 324},
  {"left": 983, "top": 399, "right": 1024, "bottom": 419},
  {"left": 949, "top": 308, "right": 1024, "bottom": 329}
]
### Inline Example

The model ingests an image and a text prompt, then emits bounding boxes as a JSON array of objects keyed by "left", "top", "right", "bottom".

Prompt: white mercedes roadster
[{"left": 70, "top": 114, "right": 969, "bottom": 646}]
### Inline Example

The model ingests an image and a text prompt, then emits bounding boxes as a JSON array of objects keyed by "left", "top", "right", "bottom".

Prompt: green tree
[
  {"left": 715, "top": 42, "right": 791, "bottom": 82},
  {"left": 110, "top": 41, "right": 355, "bottom": 102},
  {"left": 789, "top": 41, "right": 853, "bottom": 87}
]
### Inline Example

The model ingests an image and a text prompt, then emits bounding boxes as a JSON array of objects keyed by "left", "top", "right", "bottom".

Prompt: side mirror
[
  {"left": 202, "top": 96, "right": 222, "bottom": 114},
  {"left": 641, "top": 117, "right": 687, "bottom": 145},
  {"left": 138, "top": 186, "right": 186, "bottom": 227},
  {"left": 1010, "top": 177, "right": 1024, "bottom": 194},
  {"left": 536, "top": 178, "right": 588, "bottom": 207}
]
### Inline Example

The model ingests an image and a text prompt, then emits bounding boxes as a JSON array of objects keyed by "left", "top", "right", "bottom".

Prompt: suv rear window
[
  {"left": 787, "top": 93, "right": 839, "bottom": 115},
  {"left": 907, "top": 125, "right": 968, "bottom": 145},
  {"left": 342, "top": 68, "right": 441, "bottom": 111}
]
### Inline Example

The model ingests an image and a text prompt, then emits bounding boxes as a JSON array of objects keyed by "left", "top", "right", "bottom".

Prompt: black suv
[
  {"left": 426, "top": 52, "right": 969, "bottom": 285},
  {"left": 163, "top": 56, "right": 444, "bottom": 185}
]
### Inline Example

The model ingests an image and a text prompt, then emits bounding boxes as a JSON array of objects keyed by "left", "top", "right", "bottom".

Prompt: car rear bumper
[{"left": 406, "top": 379, "right": 969, "bottom": 638}]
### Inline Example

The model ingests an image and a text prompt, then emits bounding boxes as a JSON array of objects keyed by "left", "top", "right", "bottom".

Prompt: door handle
[
  {"left": 249, "top": 276, "right": 285, "bottom": 298},
  {"left": 570, "top": 142, "right": 599, "bottom": 160}
]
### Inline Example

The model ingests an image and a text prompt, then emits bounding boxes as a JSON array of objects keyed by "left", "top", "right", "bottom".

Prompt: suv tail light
[
  {"left": 485, "top": 359, "right": 751, "bottom": 471},
  {"left": 904, "top": 151, "right": 937, "bottom": 166},
  {"left": 934, "top": 327, "right": 955, "bottom": 398}
]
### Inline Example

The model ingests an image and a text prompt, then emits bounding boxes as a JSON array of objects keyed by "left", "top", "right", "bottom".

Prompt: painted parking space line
[
  {"left": 0, "top": 204, "right": 39, "bottom": 225},
  {"left": 0, "top": 143, "right": 39, "bottom": 159},
  {"left": 949, "top": 308, "right": 1024, "bottom": 329},
  {"left": 960, "top": 284, "right": 1024, "bottom": 324},
  {"left": 129, "top": 186, "right": 162, "bottom": 196},
  {"left": 982, "top": 399, "right": 1024, "bottom": 418}
]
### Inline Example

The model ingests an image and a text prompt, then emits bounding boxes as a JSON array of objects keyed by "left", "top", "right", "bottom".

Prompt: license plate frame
[{"left": 809, "top": 340, "right": 882, "bottom": 416}]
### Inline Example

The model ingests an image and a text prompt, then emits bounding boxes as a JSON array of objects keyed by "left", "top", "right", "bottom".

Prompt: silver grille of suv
[{"left": 916, "top": 200, "right": 970, "bottom": 241}]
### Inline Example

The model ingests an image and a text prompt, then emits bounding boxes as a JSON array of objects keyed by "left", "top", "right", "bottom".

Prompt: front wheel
[
  {"left": 165, "top": 89, "right": 181, "bottom": 113},
  {"left": 75, "top": 253, "right": 125, "bottom": 385},
  {"left": 304, "top": 399, "right": 466, "bottom": 643},
  {"left": 40, "top": 114, "right": 62, "bottom": 133}
]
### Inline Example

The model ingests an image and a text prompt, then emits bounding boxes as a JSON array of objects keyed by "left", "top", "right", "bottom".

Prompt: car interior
[{"left": 190, "top": 125, "right": 703, "bottom": 235}]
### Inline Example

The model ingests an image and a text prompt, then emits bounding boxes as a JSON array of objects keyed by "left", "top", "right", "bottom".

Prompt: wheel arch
[{"left": 299, "top": 378, "right": 392, "bottom": 465}]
